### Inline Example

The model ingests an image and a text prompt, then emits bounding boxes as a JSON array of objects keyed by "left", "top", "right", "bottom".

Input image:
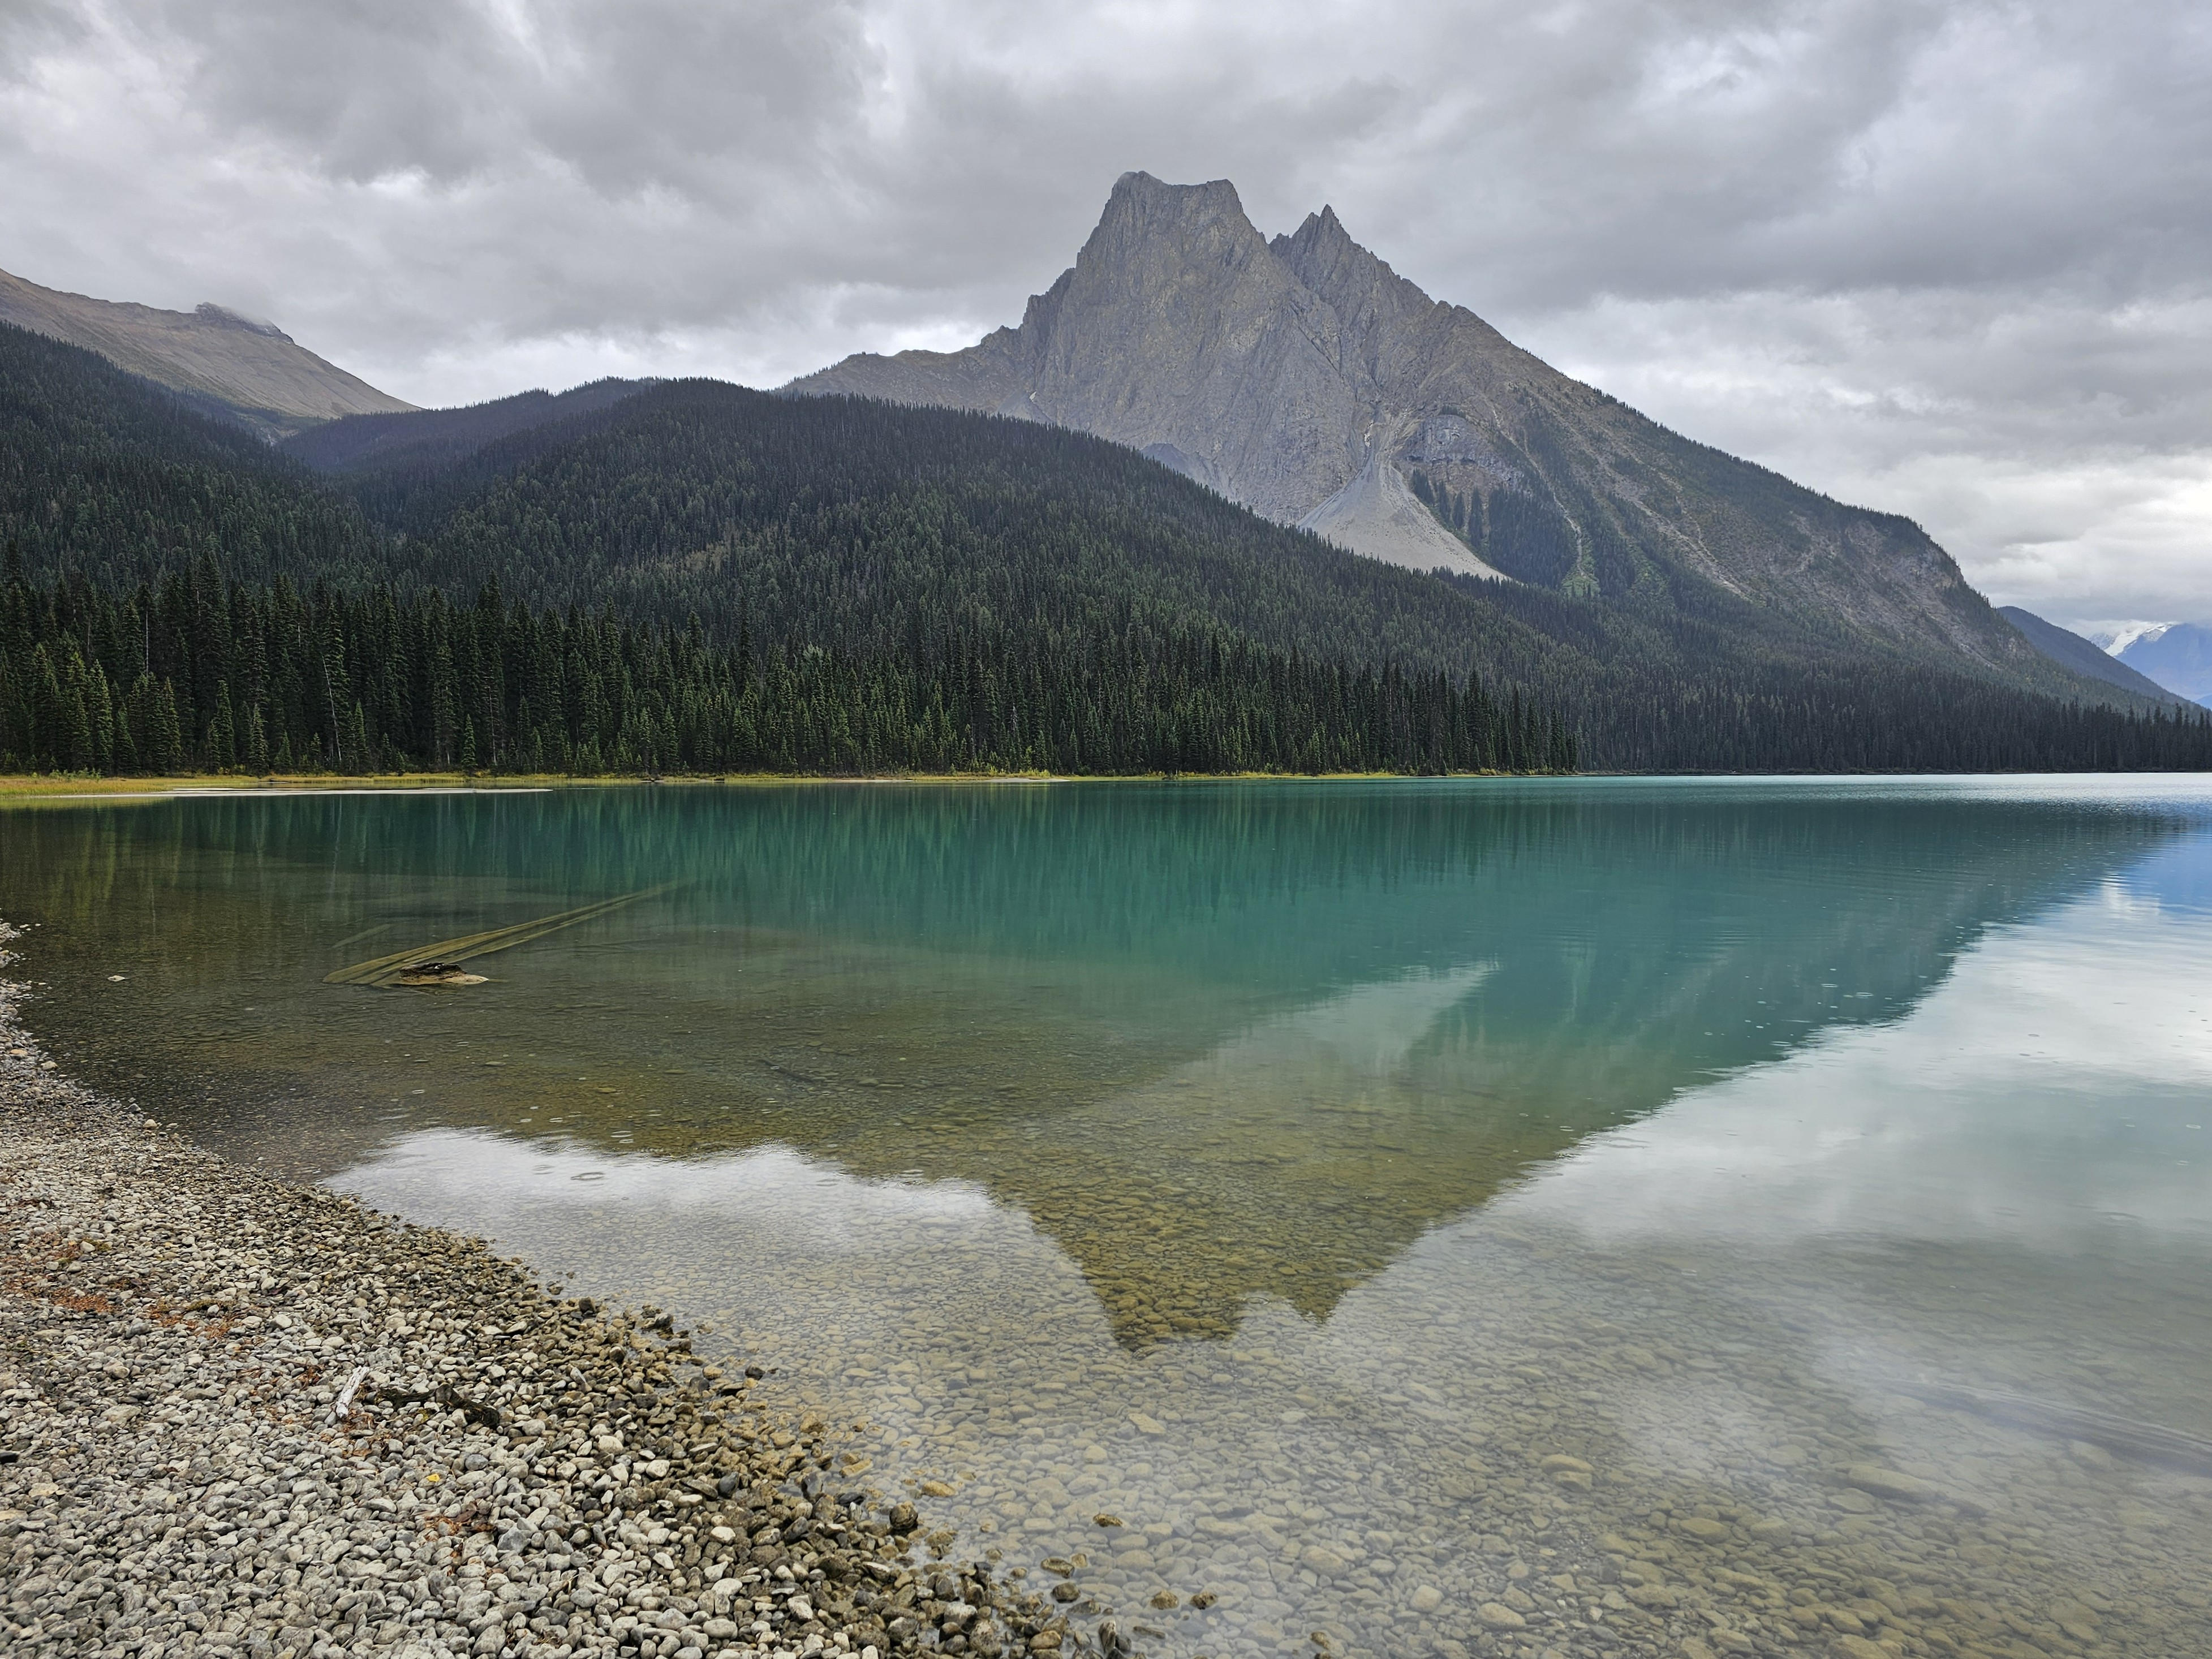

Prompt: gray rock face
[
  {"left": 1297, "top": 432, "right": 1508, "bottom": 581},
  {"left": 789, "top": 173, "right": 2047, "bottom": 674},
  {"left": 0, "top": 265, "right": 414, "bottom": 438}
]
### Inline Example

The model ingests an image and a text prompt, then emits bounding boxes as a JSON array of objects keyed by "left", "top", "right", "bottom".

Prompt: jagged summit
[{"left": 788, "top": 174, "right": 2053, "bottom": 675}]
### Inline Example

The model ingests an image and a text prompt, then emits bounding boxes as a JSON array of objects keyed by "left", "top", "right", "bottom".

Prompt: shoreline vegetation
[
  {"left": 0, "top": 565, "right": 1580, "bottom": 781},
  {"left": 0, "top": 770, "right": 1549, "bottom": 799},
  {"left": 0, "top": 925, "right": 1077, "bottom": 1659}
]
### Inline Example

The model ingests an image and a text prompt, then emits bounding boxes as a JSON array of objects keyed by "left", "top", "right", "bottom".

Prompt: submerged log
[{"left": 394, "top": 962, "right": 485, "bottom": 986}]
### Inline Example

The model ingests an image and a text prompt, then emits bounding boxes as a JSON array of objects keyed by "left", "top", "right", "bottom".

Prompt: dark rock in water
[{"left": 888, "top": 1502, "right": 919, "bottom": 1534}]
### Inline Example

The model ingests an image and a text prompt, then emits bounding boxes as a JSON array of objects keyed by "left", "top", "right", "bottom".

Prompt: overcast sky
[{"left": 3, "top": 0, "right": 2207, "bottom": 626}]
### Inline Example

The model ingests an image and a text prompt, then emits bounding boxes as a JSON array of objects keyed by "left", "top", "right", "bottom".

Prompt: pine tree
[
  {"left": 345, "top": 702, "right": 372, "bottom": 777},
  {"left": 208, "top": 680, "right": 238, "bottom": 772},
  {"left": 243, "top": 704, "right": 270, "bottom": 774}
]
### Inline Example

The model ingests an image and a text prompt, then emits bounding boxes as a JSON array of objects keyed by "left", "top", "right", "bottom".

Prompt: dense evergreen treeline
[
  {"left": 1410, "top": 466, "right": 1578, "bottom": 589},
  {"left": 347, "top": 378, "right": 1578, "bottom": 679},
  {"left": 1452, "top": 576, "right": 2212, "bottom": 772},
  {"left": 0, "top": 322, "right": 382, "bottom": 592},
  {"left": 279, "top": 379, "right": 650, "bottom": 532},
  {"left": 0, "top": 561, "right": 1574, "bottom": 776}
]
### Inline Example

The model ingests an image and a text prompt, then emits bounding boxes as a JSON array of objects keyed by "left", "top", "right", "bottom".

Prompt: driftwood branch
[{"left": 374, "top": 1381, "right": 505, "bottom": 1429}]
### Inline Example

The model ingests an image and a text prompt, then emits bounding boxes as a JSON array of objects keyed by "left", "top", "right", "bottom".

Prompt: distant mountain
[
  {"left": 2086, "top": 620, "right": 2171, "bottom": 657},
  {"left": 0, "top": 264, "right": 411, "bottom": 438},
  {"left": 789, "top": 171, "right": 2052, "bottom": 683},
  {"left": 1998, "top": 608, "right": 2183, "bottom": 703},
  {"left": 2105, "top": 623, "right": 2212, "bottom": 706}
]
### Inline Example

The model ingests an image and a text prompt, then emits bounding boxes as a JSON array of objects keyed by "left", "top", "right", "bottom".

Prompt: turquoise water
[{"left": 5, "top": 778, "right": 2211, "bottom": 1657}]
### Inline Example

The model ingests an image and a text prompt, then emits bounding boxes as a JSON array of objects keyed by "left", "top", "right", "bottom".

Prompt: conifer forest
[{"left": 4, "top": 320, "right": 2206, "bottom": 777}]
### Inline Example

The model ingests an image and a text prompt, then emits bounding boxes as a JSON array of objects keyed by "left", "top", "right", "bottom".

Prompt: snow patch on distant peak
[{"left": 2083, "top": 620, "right": 2175, "bottom": 656}]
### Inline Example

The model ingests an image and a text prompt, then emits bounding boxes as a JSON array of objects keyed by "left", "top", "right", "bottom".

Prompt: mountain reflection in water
[
  {"left": 0, "top": 779, "right": 2191, "bottom": 1343},
  {"left": 8, "top": 778, "right": 2212, "bottom": 1659}
]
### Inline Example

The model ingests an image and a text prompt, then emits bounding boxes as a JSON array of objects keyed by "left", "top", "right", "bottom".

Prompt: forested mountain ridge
[
  {"left": 789, "top": 173, "right": 2053, "bottom": 682},
  {"left": 0, "top": 320, "right": 384, "bottom": 591},
  {"left": 5, "top": 317, "right": 2207, "bottom": 777},
  {"left": 279, "top": 379, "right": 652, "bottom": 533},
  {"left": 359, "top": 378, "right": 1588, "bottom": 674},
  {"left": 345, "top": 376, "right": 2192, "bottom": 762},
  {"left": 2, "top": 326, "right": 1583, "bottom": 775}
]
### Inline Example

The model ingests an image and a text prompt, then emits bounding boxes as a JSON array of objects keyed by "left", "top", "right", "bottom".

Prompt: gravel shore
[{"left": 0, "top": 927, "right": 1074, "bottom": 1659}]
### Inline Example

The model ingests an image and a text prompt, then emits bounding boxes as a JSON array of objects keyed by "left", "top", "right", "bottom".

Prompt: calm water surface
[{"left": 5, "top": 778, "right": 2210, "bottom": 1659}]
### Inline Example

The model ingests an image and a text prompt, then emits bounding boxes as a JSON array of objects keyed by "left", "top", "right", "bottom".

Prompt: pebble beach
[
  {"left": 0, "top": 926, "right": 1068, "bottom": 1659},
  {"left": 9, "top": 902, "right": 2212, "bottom": 1659}
]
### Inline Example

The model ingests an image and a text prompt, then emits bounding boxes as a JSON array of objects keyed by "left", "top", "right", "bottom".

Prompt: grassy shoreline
[{"left": 0, "top": 769, "right": 1505, "bottom": 800}]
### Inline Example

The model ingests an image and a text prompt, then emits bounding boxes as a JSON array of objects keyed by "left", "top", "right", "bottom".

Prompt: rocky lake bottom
[{"left": 5, "top": 778, "right": 2212, "bottom": 1658}]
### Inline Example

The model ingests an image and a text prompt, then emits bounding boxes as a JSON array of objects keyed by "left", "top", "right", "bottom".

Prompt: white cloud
[{"left": 3, "top": 0, "right": 2208, "bottom": 616}]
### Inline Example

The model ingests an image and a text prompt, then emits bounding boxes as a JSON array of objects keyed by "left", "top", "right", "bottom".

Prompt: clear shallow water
[{"left": 5, "top": 778, "right": 2211, "bottom": 1658}]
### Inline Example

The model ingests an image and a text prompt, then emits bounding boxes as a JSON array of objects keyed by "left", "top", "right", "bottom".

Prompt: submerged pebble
[{"left": 0, "top": 930, "right": 1068, "bottom": 1659}]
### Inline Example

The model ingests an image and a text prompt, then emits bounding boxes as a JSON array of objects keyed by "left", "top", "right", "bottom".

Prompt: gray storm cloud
[{"left": 2, "top": 0, "right": 2207, "bottom": 620}]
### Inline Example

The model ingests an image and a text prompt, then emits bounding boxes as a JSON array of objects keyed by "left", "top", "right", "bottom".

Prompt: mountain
[
  {"left": 0, "top": 264, "right": 412, "bottom": 438},
  {"left": 281, "top": 380, "right": 649, "bottom": 477},
  {"left": 789, "top": 172, "right": 2055, "bottom": 682},
  {"left": 8, "top": 316, "right": 2207, "bottom": 778},
  {"left": 0, "top": 331, "right": 1574, "bottom": 778},
  {"left": 2088, "top": 620, "right": 2174, "bottom": 657},
  {"left": 1998, "top": 607, "right": 2182, "bottom": 703},
  {"left": 279, "top": 379, "right": 651, "bottom": 533},
  {"left": 0, "top": 320, "right": 381, "bottom": 591},
  {"left": 321, "top": 378, "right": 2206, "bottom": 772},
  {"left": 352, "top": 377, "right": 1577, "bottom": 674},
  {"left": 2107, "top": 623, "right": 2212, "bottom": 706}
]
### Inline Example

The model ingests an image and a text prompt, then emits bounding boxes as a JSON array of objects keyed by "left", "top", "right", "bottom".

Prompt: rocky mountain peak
[
  {"left": 1073, "top": 173, "right": 1273, "bottom": 301},
  {"left": 1273, "top": 204, "right": 1355, "bottom": 271},
  {"left": 1273, "top": 205, "right": 1435, "bottom": 350},
  {"left": 785, "top": 173, "right": 2052, "bottom": 679}
]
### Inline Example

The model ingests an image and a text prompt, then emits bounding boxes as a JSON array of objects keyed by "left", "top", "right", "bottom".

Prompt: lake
[{"left": 5, "top": 777, "right": 2210, "bottom": 1659}]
